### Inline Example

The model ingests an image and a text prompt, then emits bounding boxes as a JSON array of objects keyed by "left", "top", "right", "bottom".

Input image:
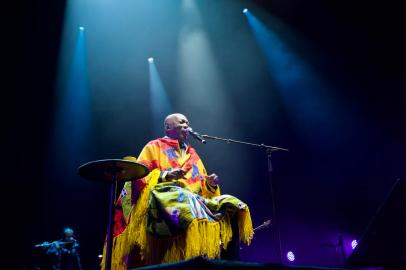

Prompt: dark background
[{"left": 8, "top": 0, "right": 406, "bottom": 269}]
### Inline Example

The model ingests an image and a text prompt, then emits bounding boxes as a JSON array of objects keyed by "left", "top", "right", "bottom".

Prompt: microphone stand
[{"left": 202, "top": 134, "right": 288, "bottom": 264}]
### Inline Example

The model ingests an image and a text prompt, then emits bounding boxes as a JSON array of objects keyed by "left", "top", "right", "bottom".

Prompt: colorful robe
[{"left": 104, "top": 138, "right": 253, "bottom": 269}]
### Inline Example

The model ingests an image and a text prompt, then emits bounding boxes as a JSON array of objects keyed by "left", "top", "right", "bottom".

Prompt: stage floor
[{"left": 134, "top": 257, "right": 351, "bottom": 270}]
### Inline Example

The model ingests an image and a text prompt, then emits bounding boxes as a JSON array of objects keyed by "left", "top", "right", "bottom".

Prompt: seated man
[{"left": 104, "top": 113, "right": 253, "bottom": 269}]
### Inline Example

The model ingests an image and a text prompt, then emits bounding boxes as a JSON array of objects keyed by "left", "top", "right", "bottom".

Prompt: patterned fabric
[
  {"left": 137, "top": 137, "right": 219, "bottom": 198},
  {"left": 147, "top": 182, "right": 248, "bottom": 238}
]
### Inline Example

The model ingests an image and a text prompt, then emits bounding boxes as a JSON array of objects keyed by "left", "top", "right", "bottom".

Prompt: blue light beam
[
  {"left": 244, "top": 11, "right": 339, "bottom": 142},
  {"left": 149, "top": 59, "right": 172, "bottom": 137},
  {"left": 52, "top": 28, "right": 93, "bottom": 168}
]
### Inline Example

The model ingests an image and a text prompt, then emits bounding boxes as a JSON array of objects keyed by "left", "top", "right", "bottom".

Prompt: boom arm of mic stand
[{"left": 201, "top": 134, "right": 289, "bottom": 152}]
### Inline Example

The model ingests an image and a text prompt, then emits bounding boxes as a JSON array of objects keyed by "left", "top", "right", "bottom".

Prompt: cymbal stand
[{"left": 105, "top": 171, "right": 118, "bottom": 270}]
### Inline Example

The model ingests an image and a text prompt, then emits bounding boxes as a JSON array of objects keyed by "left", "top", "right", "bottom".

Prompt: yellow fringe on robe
[{"left": 101, "top": 169, "right": 253, "bottom": 270}]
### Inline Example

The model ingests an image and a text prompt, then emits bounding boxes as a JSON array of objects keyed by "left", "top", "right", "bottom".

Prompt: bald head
[
  {"left": 164, "top": 113, "right": 190, "bottom": 142},
  {"left": 164, "top": 113, "right": 186, "bottom": 129}
]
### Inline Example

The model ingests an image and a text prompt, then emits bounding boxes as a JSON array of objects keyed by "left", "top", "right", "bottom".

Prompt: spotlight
[
  {"left": 148, "top": 57, "right": 154, "bottom": 64},
  {"left": 351, "top": 240, "right": 358, "bottom": 250},
  {"left": 79, "top": 26, "right": 85, "bottom": 31},
  {"left": 286, "top": 251, "right": 295, "bottom": 262},
  {"left": 98, "top": 254, "right": 103, "bottom": 258},
  {"left": 243, "top": 8, "right": 248, "bottom": 14}
]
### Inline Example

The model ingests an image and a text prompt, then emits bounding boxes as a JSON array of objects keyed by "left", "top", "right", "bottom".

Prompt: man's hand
[
  {"left": 206, "top": 173, "right": 220, "bottom": 187},
  {"left": 166, "top": 168, "right": 187, "bottom": 181}
]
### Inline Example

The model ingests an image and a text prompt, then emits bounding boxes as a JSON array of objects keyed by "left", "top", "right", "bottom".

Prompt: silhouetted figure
[{"left": 35, "top": 227, "right": 82, "bottom": 270}]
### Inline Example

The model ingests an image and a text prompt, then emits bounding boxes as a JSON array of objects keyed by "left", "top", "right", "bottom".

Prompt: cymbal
[{"left": 78, "top": 159, "right": 150, "bottom": 183}]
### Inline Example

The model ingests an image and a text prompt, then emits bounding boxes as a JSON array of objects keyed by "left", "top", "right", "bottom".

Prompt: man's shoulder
[
  {"left": 145, "top": 138, "right": 175, "bottom": 149},
  {"left": 145, "top": 138, "right": 161, "bottom": 145}
]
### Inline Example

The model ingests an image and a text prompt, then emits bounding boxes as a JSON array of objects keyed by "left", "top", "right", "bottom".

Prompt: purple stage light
[
  {"left": 351, "top": 239, "right": 358, "bottom": 249},
  {"left": 286, "top": 251, "right": 295, "bottom": 262}
]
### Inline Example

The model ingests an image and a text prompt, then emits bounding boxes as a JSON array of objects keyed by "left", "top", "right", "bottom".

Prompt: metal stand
[
  {"left": 77, "top": 159, "right": 150, "bottom": 270},
  {"left": 105, "top": 173, "right": 117, "bottom": 270},
  {"left": 267, "top": 149, "right": 283, "bottom": 264},
  {"left": 202, "top": 134, "right": 288, "bottom": 264}
]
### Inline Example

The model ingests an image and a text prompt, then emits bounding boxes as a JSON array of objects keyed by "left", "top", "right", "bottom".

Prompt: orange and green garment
[{"left": 102, "top": 137, "right": 253, "bottom": 269}]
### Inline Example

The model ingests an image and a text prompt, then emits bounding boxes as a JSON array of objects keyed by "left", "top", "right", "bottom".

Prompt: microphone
[{"left": 187, "top": 127, "right": 206, "bottom": 144}]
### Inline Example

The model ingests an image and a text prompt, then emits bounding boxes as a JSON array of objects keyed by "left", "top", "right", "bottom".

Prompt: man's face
[
  {"left": 64, "top": 229, "right": 74, "bottom": 241},
  {"left": 165, "top": 114, "right": 190, "bottom": 142}
]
